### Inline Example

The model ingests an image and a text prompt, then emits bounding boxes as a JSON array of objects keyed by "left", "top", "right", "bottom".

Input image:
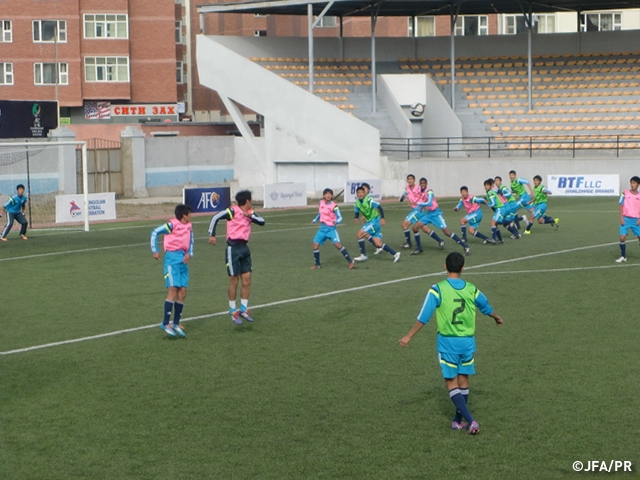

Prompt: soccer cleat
[
  {"left": 310, "top": 264, "right": 322, "bottom": 269},
  {"left": 400, "top": 243, "right": 411, "bottom": 249},
  {"left": 0, "top": 237, "right": 6, "bottom": 242},
  {"left": 467, "top": 420, "right": 480, "bottom": 435},
  {"left": 20, "top": 235, "right": 28, "bottom": 240},
  {"left": 524, "top": 230, "right": 531, "bottom": 235},
  {"left": 464, "top": 247, "right": 470, "bottom": 256},
  {"left": 172, "top": 324, "right": 186, "bottom": 337},
  {"left": 229, "top": 310, "right": 243, "bottom": 325},
  {"left": 451, "top": 420, "right": 468, "bottom": 431},
  {"left": 410, "top": 249, "right": 423, "bottom": 255},
  {"left": 439, "top": 241, "right": 445, "bottom": 250},
  {"left": 553, "top": 218, "right": 560, "bottom": 228},
  {"left": 496, "top": 240, "right": 504, "bottom": 244},
  {"left": 393, "top": 252, "right": 401, "bottom": 263},
  {"left": 353, "top": 254, "right": 368, "bottom": 262},
  {"left": 239, "top": 310, "right": 254, "bottom": 323},
  {"left": 615, "top": 256, "right": 627, "bottom": 263},
  {"left": 160, "top": 323, "right": 176, "bottom": 336},
  {"left": 510, "top": 234, "right": 521, "bottom": 240},
  {"left": 373, "top": 247, "right": 384, "bottom": 255},
  {"left": 482, "top": 239, "right": 496, "bottom": 244},
  {"left": 348, "top": 262, "right": 355, "bottom": 269}
]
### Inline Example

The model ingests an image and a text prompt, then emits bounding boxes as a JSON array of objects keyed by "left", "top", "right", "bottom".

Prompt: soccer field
[{"left": 1, "top": 197, "right": 638, "bottom": 480}]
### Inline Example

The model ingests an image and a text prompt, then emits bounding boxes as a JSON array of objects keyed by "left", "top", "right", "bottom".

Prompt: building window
[
  {"left": 536, "top": 14, "right": 556, "bottom": 34},
  {"left": 175, "top": 21, "right": 183, "bottom": 43},
  {"left": 316, "top": 16, "right": 337, "bottom": 28},
  {"left": 84, "top": 57, "right": 129, "bottom": 82},
  {"left": 33, "top": 20, "right": 66, "bottom": 42},
  {"left": 254, "top": 30, "right": 267, "bottom": 37},
  {"left": 176, "top": 61, "right": 184, "bottom": 84},
  {"left": 581, "top": 12, "right": 622, "bottom": 32},
  {"left": 1, "top": 20, "right": 12, "bottom": 42},
  {"left": 502, "top": 15, "right": 526, "bottom": 35},
  {"left": 84, "top": 14, "right": 128, "bottom": 39},
  {"left": 34, "top": 63, "right": 68, "bottom": 85},
  {"left": 0, "top": 63, "right": 13, "bottom": 84},
  {"left": 455, "top": 16, "right": 488, "bottom": 36},
  {"left": 411, "top": 16, "right": 436, "bottom": 37}
]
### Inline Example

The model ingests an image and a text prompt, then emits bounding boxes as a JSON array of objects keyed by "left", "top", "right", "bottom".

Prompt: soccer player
[
  {"left": 1, "top": 184, "right": 28, "bottom": 241},
  {"left": 494, "top": 176, "right": 528, "bottom": 232},
  {"left": 209, "top": 190, "right": 266, "bottom": 325},
  {"left": 311, "top": 188, "right": 354, "bottom": 269},
  {"left": 399, "top": 252, "right": 504, "bottom": 435},
  {"left": 412, "top": 180, "right": 470, "bottom": 255},
  {"left": 483, "top": 178, "right": 510, "bottom": 243},
  {"left": 508, "top": 170, "right": 534, "bottom": 212},
  {"left": 453, "top": 186, "right": 493, "bottom": 244},
  {"left": 352, "top": 186, "right": 400, "bottom": 263},
  {"left": 616, "top": 175, "right": 640, "bottom": 263},
  {"left": 150, "top": 204, "right": 194, "bottom": 337},
  {"left": 525, "top": 175, "right": 559, "bottom": 234},
  {"left": 400, "top": 176, "right": 445, "bottom": 254}
]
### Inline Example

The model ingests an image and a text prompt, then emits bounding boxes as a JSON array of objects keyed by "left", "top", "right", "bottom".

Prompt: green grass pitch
[{"left": 1, "top": 197, "right": 639, "bottom": 479}]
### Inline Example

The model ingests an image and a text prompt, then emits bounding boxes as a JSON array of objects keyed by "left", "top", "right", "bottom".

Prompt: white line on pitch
[
  {"left": 0, "top": 240, "right": 622, "bottom": 356},
  {"left": 0, "top": 225, "right": 317, "bottom": 263}
]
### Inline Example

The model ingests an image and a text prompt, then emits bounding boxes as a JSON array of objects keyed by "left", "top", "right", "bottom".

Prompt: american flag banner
[{"left": 84, "top": 101, "right": 111, "bottom": 120}]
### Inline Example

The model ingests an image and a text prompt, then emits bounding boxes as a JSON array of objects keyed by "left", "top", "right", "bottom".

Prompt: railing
[{"left": 381, "top": 134, "right": 640, "bottom": 159}]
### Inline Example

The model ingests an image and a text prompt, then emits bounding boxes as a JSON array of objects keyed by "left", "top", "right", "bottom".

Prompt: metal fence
[{"left": 381, "top": 134, "right": 640, "bottom": 159}]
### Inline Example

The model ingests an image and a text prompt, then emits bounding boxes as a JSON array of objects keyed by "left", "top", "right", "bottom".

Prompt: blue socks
[
  {"left": 492, "top": 226, "right": 503, "bottom": 241},
  {"left": 313, "top": 249, "right": 320, "bottom": 265},
  {"left": 461, "top": 225, "right": 467, "bottom": 241},
  {"left": 473, "top": 230, "right": 489, "bottom": 241},
  {"left": 340, "top": 246, "right": 352, "bottom": 263},
  {"left": 382, "top": 243, "right": 397, "bottom": 255},
  {"left": 403, "top": 229, "right": 412, "bottom": 246},
  {"left": 163, "top": 300, "right": 174, "bottom": 325},
  {"left": 414, "top": 233, "right": 422, "bottom": 250},
  {"left": 449, "top": 388, "right": 474, "bottom": 425},
  {"left": 620, "top": 242, "right": 626, "bottom": 257},
  {"left": 453, "top": 388, "right": 470, "bottom": 423},
  {"left": 173, "top": 302, "right": 183, "bottom": 326},
  {"left": 449, "top": 232, "right": 469, "bottom": 249},
  {"left": 543, "top": 215, "right": 554, "bottom": 224},
  {"left": 358, "top": 239, "right": 366, "bottom": 255},
  {"left": 429, "top": 230, "right": 444, "bottom": 243}
]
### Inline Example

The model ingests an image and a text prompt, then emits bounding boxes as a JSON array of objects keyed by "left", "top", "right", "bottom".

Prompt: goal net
[{"left": 0, "top": 140, "right": 89, "bottom": 232}]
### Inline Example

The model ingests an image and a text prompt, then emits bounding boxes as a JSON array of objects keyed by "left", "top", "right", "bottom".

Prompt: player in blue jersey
[
  {"left": 508, "top": 170, "right": 534, "bottom": 214},
  {"left": 524, "top": 175, "right": 559, "bottom": 234},
  {"left": 411, "top": 180, "right": 470, "bottom": 256},
  {"left": 1, "top": 184, "right": 29, "bottom": 241},
  {"left": 453, "top": 186, "right": 493, "bottom": 244},
  {"left": 399, "top": 252, "right": 503, "bottom": 434},
  {"left": 494, "top": 176, "right": 529, "bottom": 235},
  {"left": 311, "top": 188, "right": 354, "bottom": 269}
]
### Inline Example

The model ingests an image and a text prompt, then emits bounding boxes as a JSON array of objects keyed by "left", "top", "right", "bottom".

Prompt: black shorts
[{"left": 225, "top": 241, "right": 252, "bottom": 277}]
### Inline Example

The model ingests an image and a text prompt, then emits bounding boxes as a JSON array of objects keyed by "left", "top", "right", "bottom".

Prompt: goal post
[{"left": 0, "top": 140, "right": 89, "bottom": 232}]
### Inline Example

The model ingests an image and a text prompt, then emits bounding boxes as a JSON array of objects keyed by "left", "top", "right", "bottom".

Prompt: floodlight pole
[
  {"left": 371, "top": 3, "right": 381, "bottom": 113},
  {"left": 308, "top": 3, "right": 314, "bottom": 94},
  {"left": 527, "top": 3, "right": 533, "bottom": 112},
  {"left": 450, "top": 4, "right": 461, "bottom": 111}
]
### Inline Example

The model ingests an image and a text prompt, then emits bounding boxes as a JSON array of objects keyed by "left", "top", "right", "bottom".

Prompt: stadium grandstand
[{"left": 196, "top": 0, "right": 640, "bottom": 196}]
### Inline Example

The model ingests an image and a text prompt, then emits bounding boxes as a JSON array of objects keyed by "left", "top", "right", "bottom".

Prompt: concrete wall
[
  {"left": 196, "top": 35, "right": 381, "bottom": 200},
  {"left": 144, "top": 135, "right": 235, "bottom": 196},
  {"left": 423, "top": 75, "right": 462, "bottom": 139}
]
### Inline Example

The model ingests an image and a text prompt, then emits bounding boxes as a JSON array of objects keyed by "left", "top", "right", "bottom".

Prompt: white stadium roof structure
[{"left": 198, "top": 0, "right": 640, "bottom": 111}]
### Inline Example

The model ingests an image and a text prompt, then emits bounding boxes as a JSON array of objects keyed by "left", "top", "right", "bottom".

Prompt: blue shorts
[
  {"left": 503, "top": 210, "right": 517, "bottom": 223},
  {"left": 491, "top": 208, "right": 505, "bottom": 223},
  {"left": 439, "top": 352, "right": 475, "bottom": 379},
  {"left": 314, "top": 224, "right": 341, "bottom": 245},
  {"left": 362, "top": 218, "right": 382, "bottom": 239},
  {"left": 505, "top": 201, "right": 519, "bottom": 215},
  {"left": 418, "top": 208, "right": 447, "bottom": 229},
  {"left": 620, "top": 216, "right": 640, "bottom": 237},
  {"left": 464, "top": 210, "right": 483, "bottom": 229},
  {"left": 532, "top": 203, "right": 547, "bottom": 219},
  {"left": 518, "top": 193, "right": 532, "bottom": 206},
  {"left": 404, "top": 207, "right": 422, "bottom": 225},
  {"left": 164, "top": 251, "right": 189, "bottom": 288}
]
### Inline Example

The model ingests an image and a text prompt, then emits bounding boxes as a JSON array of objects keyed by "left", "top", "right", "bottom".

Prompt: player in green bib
[{"left": 399, "top": 252, "right": 504, "bottom": 435}]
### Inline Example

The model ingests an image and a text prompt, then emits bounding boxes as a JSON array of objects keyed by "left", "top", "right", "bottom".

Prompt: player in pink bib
[
  {"left": 399, "top": 175, "right": 445, "bottom": 254},
  {"left": 454, "top": 186, "right": 494, "bottom": 244},
  {"left": 150, "top": 204, "right": 194, "bottom": 337},
  {"left": 311, "top": 188, "right": 354, "bottom": 269},
  {"left": 208, "top": 190, "right": 266, "bottom": 325},
  {"left": 616, "top": 175, "right": 640, "bottom": 263}
]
